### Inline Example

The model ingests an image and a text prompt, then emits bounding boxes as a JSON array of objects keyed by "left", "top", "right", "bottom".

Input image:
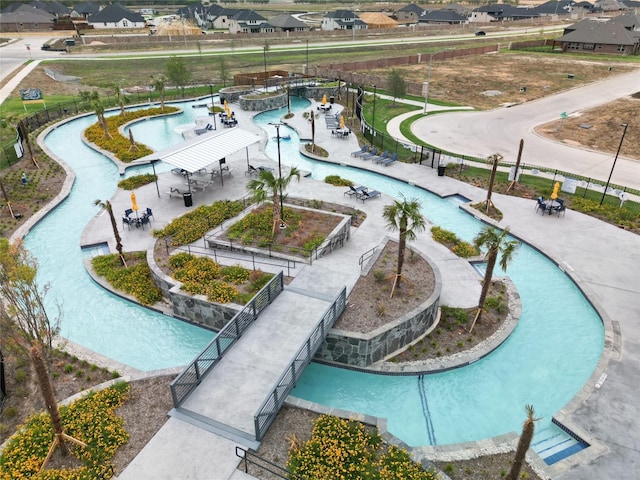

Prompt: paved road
[{"left": 411, "top": 68, "right": 640, "bottom": 190}]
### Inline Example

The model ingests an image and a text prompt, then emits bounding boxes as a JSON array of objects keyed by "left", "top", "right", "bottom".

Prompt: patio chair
[
  {"left": 246, "top": 164, "right": 258, "bottom": 176},
  {"left": 357, "top": 190, "right": 381, "bottom": 203},
  {"left": 380, "top": 152, "right": 398, "bottom": 166},
  {"left": 371, "top": 151, "right": 390, "bottom": 164},
  {"left": 360, "top": 147, "right": 379, "bottom": 160},
  {"left": 122, "top": 216, "right": 133, "bottom": 230},
  {"left": 344, "top": 185, "right": 367, "bottom": 197},
  {"left": 535, "top": 197, "right": 545, "bottom": 213},
  {"left": 351, "top": 145, "right": 367, "bottom": 157},
  {"left": 145, "top": 207, "right": 154, "bottom": 221},
  {"left": 124, "top": 208, "right": 133, "bottom": 218}
]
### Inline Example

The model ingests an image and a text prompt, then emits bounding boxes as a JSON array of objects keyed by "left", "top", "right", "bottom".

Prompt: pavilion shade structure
[{"left": 134, "top": 128, "right": 261, "bottom": 173}]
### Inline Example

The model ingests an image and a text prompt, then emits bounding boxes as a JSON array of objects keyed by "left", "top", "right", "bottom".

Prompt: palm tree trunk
[
  {"left": 106, "top": 202, "right": 125, "bottom": 266},
  {"left": 507, "top": 407, "right": 536, "bottom": 480},
  {"left": 391, "top": 223, "right": 407, "bottom": 298},
  {"left": 470, "top": 247, "right": 497, "bottom": 332}
]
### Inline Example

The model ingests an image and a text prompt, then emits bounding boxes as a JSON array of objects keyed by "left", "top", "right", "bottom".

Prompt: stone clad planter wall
[
  {"left": 239, "top": 92, "right": 287, "bottom": 111},
  {"left": 146, "top": 248, "right": 238, "bottom": 331},
  {"left": 219, "top": 86, "right": 254, "bottom": 103},
  {"left": 315, "top": 245, "right": 442, "bottom": 367},
  {"left": 304, "top": 85, "right": 346, "bottom": 102}
]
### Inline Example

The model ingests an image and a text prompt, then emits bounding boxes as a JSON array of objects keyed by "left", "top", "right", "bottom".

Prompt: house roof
[
  {"left": 0, "top": 4, "right": 54, "bottom": 23},
  {"left": 325, "top": 10, "right": 358, "bottom": 19},
  {"left": 609, "top": 12, "right": 640, "bottom": 29},
  {"left": 31, "top": 0, "right": 68, "bottom": 15},
  {"left": 593, "top": 0, "right": 631, "bottom": 10},
  {"left": 232, "top": 10, "right": 266, "bottom": 22},
  {"left": 133, "top": 128, "right": 261, "bottom": 174},
  {"left": 422, "top": 10, "right": 467, "bottom": 22},
  {"left": 397, "top": 3, "right": 424, "bottom": 14},
  {"left": 558, "top": 21, "right": 636, "bottom": 44},
  {"left": 88, "top": 3, "right": 144, "bottom": 23},
  {"left": 473, "top": 4, "right": 538, "bottom": 19},
  {"left": 72, "top": 2, "right": 100, "bottom": 15},
  {"left": 358, "top": 12, "right": 398, "bottom": 27},
  {"left": 532, "top": 0, "right": 580, "bottom": 14},
  {"left": 268, "top": 13, "right": 307, "bottom": 29}
]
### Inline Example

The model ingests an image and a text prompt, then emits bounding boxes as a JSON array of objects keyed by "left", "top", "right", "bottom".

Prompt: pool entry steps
[{"left": 169, "top": 273, "right": 346, "bottom": 447}]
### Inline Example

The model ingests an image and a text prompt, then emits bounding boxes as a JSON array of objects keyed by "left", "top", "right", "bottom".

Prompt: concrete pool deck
[{"left": 23, "top": 100, "right": 640, "bottom": 479}]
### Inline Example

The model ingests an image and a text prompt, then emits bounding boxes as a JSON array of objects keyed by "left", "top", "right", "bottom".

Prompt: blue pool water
[{"left": 36, "top": 99, "right": 603, "bottom": 448}]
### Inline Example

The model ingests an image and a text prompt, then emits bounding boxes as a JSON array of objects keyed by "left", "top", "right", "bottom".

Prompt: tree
[
  {"left": 94, "top": 200, "right": 126, "bottom": 267},
  {"left": 113, "top": 83, "right": 129, "bottom": 115},
  {"left": 0, "top": 239, "right": 61, "bottom": 361},
  {"left": 151, "top": 74, "right": 167, "bottom": 110},
  {"left": 219, "top": 57, "right": 230, "bottom": 87},
  {"left": 31, "top": 344, "right": 86, "bottom": 468},
  {"left": 382, "top": 195, "right": 426, "bottom": 298},
  {"left": 247, "top": 166, "right": 301, "bottom": 236},
  {"left": 80, "top": 90, "right": 111, "bottom": 139},
  {"left": 469, "top": 226, "right": 519, "bottom": 332},
  {"left": 507, "top": 405, "right": 539, "bottom": 480},
  {"left": 387, "top": 69, "right": 406, "bottom": 106},
  {"left": 165, "top": 56, "right": 191, "bottom": 96}
]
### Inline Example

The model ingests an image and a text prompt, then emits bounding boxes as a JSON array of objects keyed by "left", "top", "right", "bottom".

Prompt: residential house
[
  {"left": 470, "top": 4, "right": 539, "bottom": 23},
  {"left": 268, "top": 14, "right": 308, "bottom": 32},
  {"left": 0, "top": 4, "right": 54, "bottom": 31},
  {"left": 321, "top": 10, "right": 367, "bottom": 31},
  {"left": 532, "top": 1, "right": 594, "bottom": 17},
  {"left": 88, "top": 3, "right": 145, "bottom": 29},
  {"left": 358, "top": 12, "right": 398, "bottom": 29},
  {"left": 31, "top": 0, "right": 69, "bottom": 18},
  {"left": 210, "top": 6, "right": 238, "bottom": 30},
  {"left": 420, "top": 9, "right": 467, "bottom": 25},
  {"left": 609, "top": 11, "right": 640, "bottom": 30},
  {"left": 70, "top": 2, "right": 100, "bottom": 19},
  {"left": 227, "top": 10, "right": 270, "bottom": 34},
  {"left": 556, "top": 20, "right": 639, "bottom": 54},
  {"left": 593, "top": 0, "right": 630, "bottom": 11},
  {"left": 393, "top": 3, "right": 424, "bottom": 24},
  {"left": 177, "top": 3, "right": 208, "bottom": 27}
]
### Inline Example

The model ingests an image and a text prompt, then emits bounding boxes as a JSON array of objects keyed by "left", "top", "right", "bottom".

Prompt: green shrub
[
  {"left": 324, "top": 175, "right": 353, "bottom": 187},
  {"left": 0, "top": 382, "right": 130, "bottom": 479},
  {"left": 432, "top": 227, "right": 480, "bottom": 258},
  {"left": 431, "top": 226, "right": 458, "bottom": 244},
  {"left": 64, "top": 364, "right": 74, "bottom": 373},
  {"left": 451, "top": 241, "right": 480, "bottom": 258},
  {"left": 2, "top": 406, "right": 18, "bottom": 419},
  {"left": 374, "top": 269, "right": 386, "bottom": 282},
  {"left": 220, "top": 264, "right": 251, "bottom": 284},
  {"left": 287, "top": 415, "right": 436, "bottom": 480},
  {"left": 118, "top": 173, "right": 157, "bottom": 190},
  {"left": 154, "top": 200, "right": 244, "bottom": 246},
  {"left": 92, "top": 252, "right": 163, "bottom": 306},
  {"left": 14, "top": 369, "right": 27, "bottom": 383}
]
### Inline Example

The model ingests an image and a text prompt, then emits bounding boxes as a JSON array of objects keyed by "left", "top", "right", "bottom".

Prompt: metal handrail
[
  {"left": 358, "top": 246, "right": 377, "bottom": 270},
  {"left": 170, "top": 271, "right": 284, "bottom": 408},
  {"left": 235, "top": 446, "right": 306, "bottom": 480},
  {"left": 254, "top": 286, "right": 347, "bottom": 440}
]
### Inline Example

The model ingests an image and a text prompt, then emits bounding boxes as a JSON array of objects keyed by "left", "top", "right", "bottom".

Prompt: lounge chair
[
  {"left": 360, "top": 147, "right": 379, "bottom": 160},
  {"left": 371, "top": 151, "right": 390, "bottom": 164},
  {"left": 351, "top": 145, "right": 368, "bottom": 157},
  {"left": 357, "top": 190, "right": 381, "bottom": 203},
  {"left": 344, "top": 185, "right": 367, "bottom": 197},
  {"left": 246, "top": 164, "right": 258, "bottom": 176},
  {"left": 380, "top": 153, "right": 398, "bottom": 166}
]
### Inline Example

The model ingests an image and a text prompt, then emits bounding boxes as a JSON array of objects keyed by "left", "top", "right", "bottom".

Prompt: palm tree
[
  {"left": 94, "top": 200, "right": 126, "bottom": 266},
  {"left": 382, "top": 195, "right": 426, "bottom": 298},
  {"left": 247, "top": 166, "right": 301, "bottom": 236},
  {"left": 470, "top": 226, "right": 519, "bottom": 332},
  {"left": 113, "top": 83, "right": 129, "bottom": 115},
  {"left": 507, "top": 405, "right": 539, "bottom": 480},
  {"left": 151, "top": 74, "right": 167, "bottom": 110},
  {"left": 80, "top": 90, "right": 111, "bottom": 139}
]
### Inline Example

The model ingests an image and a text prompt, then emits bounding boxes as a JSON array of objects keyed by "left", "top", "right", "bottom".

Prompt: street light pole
[
  {"left": 269, "top": 122, "right": 286, "bottom": 228},
  {"left": 263, "top": 46, "right": 268, "bottom": 92},
  {"left": 306, "top": 39, "right": 309, "bottom": 76},
  {"left": 423, "top": 53, "right": 434, "bottom": 114},
  {"left": 208, "top": 84, "right": 217, "bottom": 130},
  {"left": 600, "top": 123, "right": 628, "bottom": 205}
]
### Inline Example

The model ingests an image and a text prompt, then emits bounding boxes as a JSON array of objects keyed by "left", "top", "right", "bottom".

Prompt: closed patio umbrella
[
  {"left": 551, "top": 182, "right": 560, "bottom": 200},
  {"left": 131, "top": 192, "right": 139, "bottom": 218},
  {"left": 321, "top": 94, "right": 327, "bottom": 105},
  {"left": 340, "top": 115, "right": 345, "bottom": 129}
]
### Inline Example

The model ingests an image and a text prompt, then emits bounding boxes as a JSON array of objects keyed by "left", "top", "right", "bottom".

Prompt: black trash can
[
  {"left": 183, "top": 192, "right": 193, "bottom": 207},
  {"left": 437, "top": 165, "right": 446, "bottom": 177},
  {"left": 329, "top": 95, "right": 335, "bottom": 104}
]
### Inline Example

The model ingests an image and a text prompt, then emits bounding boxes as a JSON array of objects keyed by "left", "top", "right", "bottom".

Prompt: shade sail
[{"left": 134, "top": 128, "right": 261, "bottom": 173}]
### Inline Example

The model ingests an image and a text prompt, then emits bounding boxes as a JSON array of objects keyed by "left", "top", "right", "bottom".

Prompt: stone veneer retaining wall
[
  {"left": 304, "top": 84, "right": 346, "bottom": 102},
  {"left": 219, "top": 86, "right": 254, "bottom": 103},
  {"left": 239, "top": 91, "right": 287, "bottom": 111},
  {"left": 146, "top": 248, "right": 239, "bottom": 331},
  {"left": 315, "top": 239, "right": 442, "bottom": 367}
]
